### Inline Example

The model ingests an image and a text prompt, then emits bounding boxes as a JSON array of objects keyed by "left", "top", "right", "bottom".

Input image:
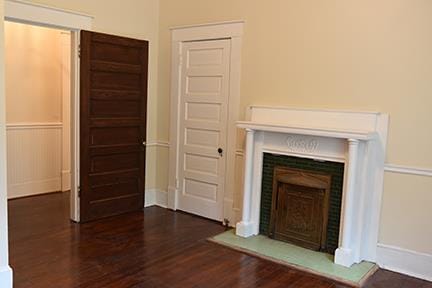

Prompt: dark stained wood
[
  {"left": 8, "top": 193, "right": 432, "bottom": 288},
  {"left": 80, "top": 31, "right": 148, "bottom": 222},
  {"left": 269, "top": 167, "right": 331, "bottom": 252}
]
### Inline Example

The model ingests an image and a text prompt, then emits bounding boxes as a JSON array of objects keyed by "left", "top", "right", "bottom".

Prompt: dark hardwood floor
[{"left": 8, "top": 192, "right": 432, "bottom": 288}]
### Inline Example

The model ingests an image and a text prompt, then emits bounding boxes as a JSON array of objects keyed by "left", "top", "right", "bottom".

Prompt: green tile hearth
[{"left": 211, "top": 230, "right": 376, "bottom": 285}]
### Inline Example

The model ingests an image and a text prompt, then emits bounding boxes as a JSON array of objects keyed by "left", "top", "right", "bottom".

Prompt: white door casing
[
  {"left": 168, "top": 21, "right": 244, "bottom": 224},
  {"left": 177, "top": 39, "right": 231, "bottom": 220},
  {"left": 4, "top": 0, "right": 93, "bottom": 224}
]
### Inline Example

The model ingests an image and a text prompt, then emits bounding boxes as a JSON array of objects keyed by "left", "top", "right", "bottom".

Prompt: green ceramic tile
[{"left": 211, "top": 230, "right": 375, "bottom": 284}]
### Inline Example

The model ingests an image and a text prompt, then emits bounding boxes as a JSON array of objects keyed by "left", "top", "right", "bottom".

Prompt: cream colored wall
[
  {"left": 158, "top": 0, "right": 432, "bottom": 255},
  {"left": 26, "top": 0, "right": 160, "bottom": 189},
  {"left": 5, "top": 22, "right": 62, "bottom": 123}
]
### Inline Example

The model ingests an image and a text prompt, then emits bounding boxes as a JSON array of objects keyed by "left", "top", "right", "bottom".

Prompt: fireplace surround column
[
  {"left": 335, "top": 138, "right": 360, "bottom": 267},
  {"left": 236, "top": 128, "right": 255, "bottom": 237}
]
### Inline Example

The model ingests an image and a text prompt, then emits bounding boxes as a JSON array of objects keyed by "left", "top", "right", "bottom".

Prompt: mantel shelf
[{"left": 237, "top": 121, "right": 376, "bottom": 141}]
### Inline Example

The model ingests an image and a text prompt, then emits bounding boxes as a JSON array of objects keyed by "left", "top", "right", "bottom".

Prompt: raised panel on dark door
[{"left": 80, "top": 30, "right": 148, "bottom": 222}]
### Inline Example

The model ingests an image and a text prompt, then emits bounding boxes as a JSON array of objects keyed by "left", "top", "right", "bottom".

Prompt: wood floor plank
[{"left": 7, "top": 192, "right": 432, "bottom": 288}]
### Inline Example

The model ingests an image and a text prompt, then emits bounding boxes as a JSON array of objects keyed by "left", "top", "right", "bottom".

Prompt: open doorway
[{"left": 5, "top": 21, "right": 72, "bottom": 202}]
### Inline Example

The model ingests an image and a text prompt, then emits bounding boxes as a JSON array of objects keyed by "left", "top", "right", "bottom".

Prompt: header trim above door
[
  {"left": 5, "top": 0, "right": 93, "bottom": 30},
  {"left": 171, "top": 20, "right": 244, "bottom": 42}
]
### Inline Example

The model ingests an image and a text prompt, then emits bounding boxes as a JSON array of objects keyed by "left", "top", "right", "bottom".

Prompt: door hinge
[
  {"left": 78, "top": 186, "right": 81, "bottom": 197},
  {"left": 175, "top": 178, "right": 179, "bottom": 189},
  {"left": 78, "top": 44, "right": 81, "bottom": 58}
]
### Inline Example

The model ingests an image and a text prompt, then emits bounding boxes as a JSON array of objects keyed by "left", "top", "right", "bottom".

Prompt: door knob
[{"left": 218, "top": 148, "right": 223, "bottom": 157}]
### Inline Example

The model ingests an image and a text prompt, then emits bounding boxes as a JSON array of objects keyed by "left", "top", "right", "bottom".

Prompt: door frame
[
  {"left": 4, "top": 0, "right": 93, "bottom": 223},
  {"left": 168, "top": 21, "right": 244, "bottom": 224}
]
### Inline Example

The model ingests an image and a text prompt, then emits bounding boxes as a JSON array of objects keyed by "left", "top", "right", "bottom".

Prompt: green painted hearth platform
[{"left": 210, "top": 230, "right": 377, "bottom": 287}]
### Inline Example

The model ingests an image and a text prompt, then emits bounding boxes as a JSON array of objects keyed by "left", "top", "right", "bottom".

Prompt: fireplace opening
[
  {"left": 269, "top": 167, "right": 331, "bottom": 251},
  {"left": 260, "top": 153, "right": 344, "bottom": 254}
]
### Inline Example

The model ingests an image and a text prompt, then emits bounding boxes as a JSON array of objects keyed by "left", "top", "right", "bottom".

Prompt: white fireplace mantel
[
  {"left": 237, "top": 121, "right": 377, "bottom": 140},
  {"left": 235, "top": 106, "right": 389, "bottom": 267}
]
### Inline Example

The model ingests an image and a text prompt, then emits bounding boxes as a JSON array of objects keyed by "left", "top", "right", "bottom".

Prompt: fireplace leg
[
  {"left": 335, "top": 139, "right": 359, "bottom": 267},
  {"left": 236, "top": 128, "right": 255, "bottom": 237}
]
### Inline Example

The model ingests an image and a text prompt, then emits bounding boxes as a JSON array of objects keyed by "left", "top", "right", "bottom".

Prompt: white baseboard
[
  {"left": 377, "top": 243, "right": 432, "bottom": 282},
  {"left": 61, "top": 170, "right": 71, "bottom": 191},
  {"left": 145, "top": 189, "right": 168, "bottom": 208},
  {"left": 8, "top": 177, "right": 61, "bottom": 199},
  {"left": 0, "top": 265, "right": 13, "bottom": 288}
]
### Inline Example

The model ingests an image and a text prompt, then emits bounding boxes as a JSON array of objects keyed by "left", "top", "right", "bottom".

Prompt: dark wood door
[{"left": 80, "top": 31, "right": 148, "bottom": 222}]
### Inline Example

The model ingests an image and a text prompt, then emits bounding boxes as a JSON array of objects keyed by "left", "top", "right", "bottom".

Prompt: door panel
[
  {"left": 80, "top": 31, "right": 148, "bottom": 222},
  {"left": 90, "top": 127, "right": 141, "bottom": 146},
  {"left": 90, "top": 99, "right": 141, "bottom": 118},
  {"left": 178, "top": 39, "right": 231, "bottom": 221},
  {"left": 91, "top": 72, "right": 141, "bottom": 90}
]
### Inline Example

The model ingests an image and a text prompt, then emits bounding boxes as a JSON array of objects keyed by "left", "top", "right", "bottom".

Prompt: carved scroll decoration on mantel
[{"left": 285, "top": 136, "right": 319, "bottom": 153}]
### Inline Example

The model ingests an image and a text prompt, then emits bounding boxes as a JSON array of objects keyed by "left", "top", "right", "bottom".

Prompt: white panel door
[{"left": 178, "top": 39, "right": 231, "bottom": 221}]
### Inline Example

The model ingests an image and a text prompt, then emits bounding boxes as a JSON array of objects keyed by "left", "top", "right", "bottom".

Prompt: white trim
[
  {"left": 170, "top": 20, "right": 244, "bottom": 30},
  {"left": 5, "top": 0, "right": 93, "bottom": 30},
  {"left": 377, "top": 243, "right": 432, "bottom": 282},
  {"left": 61, "top": 31, "right": 72, "bottom": 193},
  {"left": 168, "top": 21, "right": 244, "bottom": 227},
  {"left": 384, "top": 164, "right": 432, "bottom": 177},
  {"left": 0, "top": 266, "right": 13, "bottom": 288},
  {"left": 146, "top": 141, "right": 170, "bottom": 148},
  {"left": 7, "top": 178, "right": 61, "bottom": 199},
  {"left": 61, "top": 170, "right": 71, "bottom": 192},
  {"left": 171, "top": 20, "right": 244, "bottom": 42},
  {"left": 144, "top": 189, "right": 168, "bottom": 208},
  {"left": 248, "top": 105, "right": 381, "bottom": 115},
  {"left": 6, "top": 122, "right": 63, "bottom": 129},
  {"left": 70, "top": 31, "right": 81, "bottom": 223},
  {"left": 237, "top": 121, "right": 376, "bottom": 140}
]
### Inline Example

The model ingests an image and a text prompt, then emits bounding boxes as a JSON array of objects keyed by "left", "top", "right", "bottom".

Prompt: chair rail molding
[
  {"left": 384, "top": 164, "right": 432, "bottom": 177},
  {"left": 145, "top": 141, "right": 170, "bottom": 148},
  {"left": 233, "top": 148, "right": 432, "bottom": 179}
]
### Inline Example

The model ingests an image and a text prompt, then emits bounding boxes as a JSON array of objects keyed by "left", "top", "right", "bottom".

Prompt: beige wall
[
  {"left": 25, "top": 0, "right": 160, "bottom": 189},
  {"left": 5, "top": 22, "right": 62, "bottom": 123},
  {"left": 158, "top": 0, "right": 432, "bottom": 254}
]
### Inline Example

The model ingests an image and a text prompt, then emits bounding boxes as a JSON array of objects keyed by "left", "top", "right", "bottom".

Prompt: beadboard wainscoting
[{"left": 6, "top": 123, "right": 63, "bottom": 199}]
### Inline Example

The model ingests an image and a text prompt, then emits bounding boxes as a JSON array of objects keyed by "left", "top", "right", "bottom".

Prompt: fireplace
[
  {"left": 261, "top": 154, "right": 344, "bottom": 254},
  {"left": 235, "top": 106, "right": 389, "bottom": 267}
]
